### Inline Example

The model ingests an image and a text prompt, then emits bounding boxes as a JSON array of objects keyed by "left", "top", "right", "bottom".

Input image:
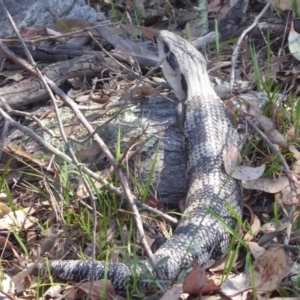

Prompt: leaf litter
[
  {"left": 1, "top": 0, "right": 300, "bottom": 299},
  {"left": 222, "top": 247, "right": 287, "bottom": 296}
]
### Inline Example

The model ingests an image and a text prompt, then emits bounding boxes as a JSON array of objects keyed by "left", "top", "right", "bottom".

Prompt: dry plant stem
[
  {"left": 120, "top": 123, "right": 149, "bottom": 163},
  {"left": 83, "top": 34, "right": 171, "bottom": 270},
  {"left": 0, "top": 3, "right": 95, "bottom": 294},
  {"left": 0, "top": 102, "right": 57, "bottom": 138},
  {"left": 229, "top": 0, "right": 273, "bottom": 89},
  {"left": 208, "top": 61, "right": 232, "bottom": 73},
  {"left": 1, "top": 22, "right": 114, "bottom": 44},
  {"left": 277, "top": 12, "right": 291, "bottom": 58},
  {"left": 2, "top": 114, "right": 177, "bottom": 230},
  {"left": 0, "top": 106, "right": 178, "bottom": 228},
  {"left": 75, "top": 103, "right": 139, "bottom": 144},
  {"left": 76, "top": 31, "right": 163, "bottom": 144},
  {"left": 47, "top": 72, "right": 155, "bottom": 261},
  {"left": 0, "top": 17, "right": 178, "bottom": 266},
  {"left": 89, "top": 31, "right": 140, "bottom": 77},
  {"left": 265, "top": 243, "right": 300, "bottom": 252},
  {"left": 0, "top": 44, "right": 155, "bottom": 268},
  {"left": 246, "top": 117, "right": 296, "bottom": 242}
]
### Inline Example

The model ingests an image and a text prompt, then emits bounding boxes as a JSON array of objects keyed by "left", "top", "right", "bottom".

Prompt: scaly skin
[{"left": 35, "top": 31, "right": 243, "bottom": 290}]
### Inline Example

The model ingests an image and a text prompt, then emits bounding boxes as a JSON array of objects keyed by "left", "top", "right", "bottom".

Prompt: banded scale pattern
[{"left": 35, "top": 31, "right": 243, "bottom": 291}]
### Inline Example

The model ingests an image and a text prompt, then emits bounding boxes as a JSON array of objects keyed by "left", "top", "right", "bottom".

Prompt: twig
[
  {"left": 0, "top": 106, "right": 179, "bottom": 230},
  {"left": 0, "top": 97, "right": 57, "bottom": 138},
  {"left": 1, "top": 21, "right": 115, "bottom": 44},
  {"left": 0, "top": 3, "right": 98, "bottom": 297},
  {"left": 89, "top": 31, "right": 140, "bottom": 77},
  {"left": 229, "top": 0, "right": 273, "bottom": 89},
  {"left": 265, "top": 242, "right": 300, "bottom": 252},
  {"left": 246, "top": 117, "right": 296, "bottom": 243},
  {"left": 0, "top": 9, "right": 176, "bottom": 282}
]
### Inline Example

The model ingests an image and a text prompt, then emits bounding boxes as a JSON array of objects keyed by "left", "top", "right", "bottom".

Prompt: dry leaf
[
  {"left": 1, "top": 274, "right": 13, "bottom": 294},
  {"left": 224, "top": 145, "right": 265, "bottom": 180},
  {"left": 287, "top": 125, "right": 296, "bottom": 142},
  {"left": 46, "top": 27, "right": 66, "bottom": 42},
  {"left": 159, "top": 284, "right": 183, "bottom": 300},
  {"left": 258, "top": 221, "right": 290, "bottom": 246},
  {"left": 200, "top": 279, "right": 220, "bottom": 295},
  {"left": 222, "top": 247, "right": 287, "bottom": 295},
  {"left": 210, "top": 250, "right": 239, "bottom": 272},
  {"left": 0, "top": 209, "right": 37, "bottom": 230},
  {"left": 183, "top": 264, "right": 219, "bottom": 296},
  {"left": 242, "top": 177, "right": 289, "bottom": 193},
  {"left": 119, "top": 84, "right": 159, "bottom": 101},
  {"left": 256, "top": 115, "right": 274, "bottom": 131},
  {"left": 227, "top": 164, "right": 266, "bottom": 181},
  {"left": 146, "top": 195, "right": 163, "bottom": 210},
  {"left": 76, "top": 280, "right": 117, "bottom": 300},
  {"left": 183, "top": 264, "right": 208, "bottom": 295},
  {"left": 140, "top": 85, "right": 160, "bottom": 96},
  {"left": 243, "top": 99, "right": 261, "bottom": 117},
  {"left": 224, "top": 144, "right": 240, "bottom": 173},
  {"left": 289, "top": 144, "right": 300, "bottom": 159},
  {"left": 43, "top": 285, "right": 62, "bottom": 298},
  {"left": 224, "top": 99, "right": 238, "bottom": 119},
  {"left": 230, "top": 164, "right": 265, "bottom": 181},
  {"left": 138, "top": 26, "right": 159, "bottom": 39},
  {"left": 279, "top": 0, "right": 298, "bottom": 10},
  {"left": 0, "top": 235, "right": 21, "bottom": 265},
  {"left": 243, "top": 99, "right": 286, "bottom": 146},
  {"left": 12, "top": 260, "right": 44, "bottom": 285},
  {"left": 221, "top": 272, "right": 250, "bottom": 296},
  {"left": 247, "top": 242, "right": 265, "bottom": 260},
  {"left": 256, "top": 115, "right": 286, "bottom": 147},
  {"left": 280, "top": 184, "right": 300, "bottom": 205},
  {"left": 267, "top": 129, "right": 287, "bottom": 147},
  {"left": 4, "top": 144, "right": 50, "bottom": 169},
  {"left": 289, "top": 21, "right": 300, "bottom": 61},
  {"left": 244, "top": 215, "right": 261, "bottom": 241},
  {"left": 254, "top": 247, "right": 287, "bottom": 291},
  {"left": 0, "top": 202, "right": 11, "bottom": 217},
  {"left": 90, "top": 94, "right": 110, "bottom": 104},
  {"left": 20, "top": 26, "right": 46, "bottom": 38},
  {"left": 64, "top": 285, "right": 77, "bottom": 299}
]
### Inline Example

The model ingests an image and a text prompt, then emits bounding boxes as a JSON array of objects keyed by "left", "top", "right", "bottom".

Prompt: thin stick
[
  {"left": 229, "top": 0, "right": 273, "bottom": 89},
  {"left": 0, "top": 2, "right": 100, "bottom": 297},
  {"left": 246, "top": 117, "right": 296, "bottom": 243}
]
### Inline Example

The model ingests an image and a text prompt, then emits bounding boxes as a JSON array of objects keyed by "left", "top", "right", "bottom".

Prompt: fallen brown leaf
[
  {"left": 224, "top": 145, "right": 266, "bottom": 180},
  {"left": 146, "top": 195, "right": 163, "bottom": 210},
  {"left": 183, "top": 264, "right": 219, "bottom": 296},
  {"left": 0, "top": 209, "right": 37, "bottom": 230},
  {"left": 221, "top": 247, "right": 287, "bottom": 296},
  {"left": 76, "top": 279, "right": 117, "bottom": 300},
  {"left": 244, "top": 215, "right": 261, "bottom": 241},
  {"left": 254, "top": 247, "right": 287, "bottom": 291},
  {"left": 138, "top": 26, "right": 159, "bottom": 39},
  {"left": 247, "top": 242, "right": 265, "bottom": 260},
  {"left": 159, "top": 284, "right": 183, "bottom": 300},
  {"left": 183, "top": 264, "right": 208, "bottom": 295},
  {"left": 242, "top": 177, "right": 289, "bottom": 193}
]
